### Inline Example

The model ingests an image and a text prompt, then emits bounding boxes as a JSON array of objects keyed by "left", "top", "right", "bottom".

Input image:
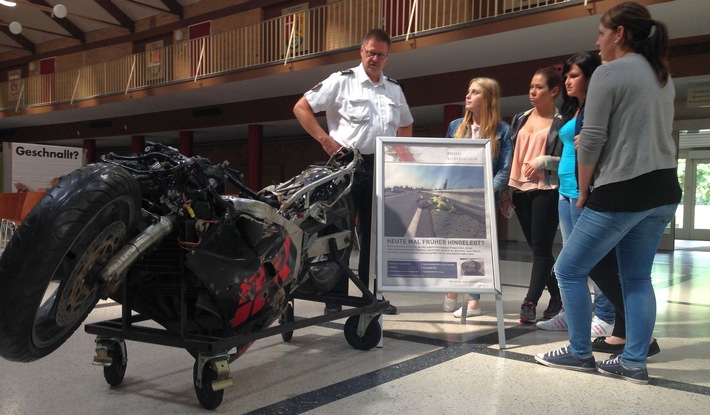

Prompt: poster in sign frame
[{"left": 375, "top": 137, "right": 501, "bottom": 296}]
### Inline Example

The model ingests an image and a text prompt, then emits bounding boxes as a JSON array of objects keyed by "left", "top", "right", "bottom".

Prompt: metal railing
[
  {"left": 0, "top": 0, "right": 569, "bottom": 113},
  {"left": 0, "top": 219, "right": 17, "bottom": 254}
]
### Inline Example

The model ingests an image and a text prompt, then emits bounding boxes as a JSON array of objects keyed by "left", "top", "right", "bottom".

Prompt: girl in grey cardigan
[{"left": 535, "top": 1, "right": 682, "bottom": 384}]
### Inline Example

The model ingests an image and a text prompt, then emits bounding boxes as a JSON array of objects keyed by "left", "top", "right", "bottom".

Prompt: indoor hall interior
[
  {"left": 0, "top": 240, "right": 708, "bottom": 414},
  {"left": 1, "top": 1, "right": 709, "bottom": 413}
]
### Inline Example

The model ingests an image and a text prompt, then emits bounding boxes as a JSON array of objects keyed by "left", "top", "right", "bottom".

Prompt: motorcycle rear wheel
[{"left": 0, "top": 163, "right": 141, "bottom": 362}]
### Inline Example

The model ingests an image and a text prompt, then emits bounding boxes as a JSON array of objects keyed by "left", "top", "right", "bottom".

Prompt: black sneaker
[
  {"left": 382, "top": 303, "right": 398, "bottom": 315},
  {"left": 543, "top": 296, "right": 563, "bottom": 319},
  {"left": 596, "top": 356, "right": 649, "bottom": 384},
  {"left": 535, "top": 345, "right": 596, "bottom": 372},
  {"left": 323, "top": 304, "right": 342, "bottom": 315},
  {"left": 520, "top": 300, "right": 537, "bottom": 324},
  {"left": 607, "top": 338, "right": 661, "bottom": 359}
]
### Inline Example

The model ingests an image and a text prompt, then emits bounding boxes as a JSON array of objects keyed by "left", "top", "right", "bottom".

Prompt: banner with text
[{"left": 3, "top": 142, "right": 84, "bottom": 193}]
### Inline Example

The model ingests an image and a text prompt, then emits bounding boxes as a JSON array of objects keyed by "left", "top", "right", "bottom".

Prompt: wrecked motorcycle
[{"left": 0, "top": 142, "right": 386, "bottom": 409}]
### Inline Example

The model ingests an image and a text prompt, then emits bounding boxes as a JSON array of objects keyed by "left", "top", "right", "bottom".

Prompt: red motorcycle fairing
[
  {"left": 231, "top": 235, "right": 297, "bottom": 328},
  {"left": 184, "top": 215, "right": 299, "bottom": 332}
]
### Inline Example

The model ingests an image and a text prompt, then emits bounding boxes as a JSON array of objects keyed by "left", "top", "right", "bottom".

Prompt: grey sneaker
[
  {"left": 534, "top": 345, "right": 596, "bottom": 372},
  {"left": 596, "top": 356, "right": 649, "bottom": 384},
  {"left": 520, "top": 300, "right": 537, "bottom": 324}
]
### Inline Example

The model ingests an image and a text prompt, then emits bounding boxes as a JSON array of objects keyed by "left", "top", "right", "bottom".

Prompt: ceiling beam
[
  {"left": 0, "top": 19, "right": 76, "bottom": 38},
  {"left": 124, "top": 0, "right": 180, "bottom": 17},
  {"left": 94, "top": 0, "right": 135, "bottom": 33},
  {"left": 27, "top": 0, "right": 85, "bottom": 43},
  {"left": 159, "top": 0, "right": 183, "bottom": 18},
  {"left": 0, "top": 25, "right": 37, "bottom": 54}
]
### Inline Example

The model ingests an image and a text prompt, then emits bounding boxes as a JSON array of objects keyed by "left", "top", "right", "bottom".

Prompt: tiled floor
[{"left": 1, "top": 241, "right": 708, "bottom": 414}]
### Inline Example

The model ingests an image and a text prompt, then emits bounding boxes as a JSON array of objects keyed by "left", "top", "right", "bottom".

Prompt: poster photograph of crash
[{"left": 384, "top": 162, "right": 486, "bottom": 239}]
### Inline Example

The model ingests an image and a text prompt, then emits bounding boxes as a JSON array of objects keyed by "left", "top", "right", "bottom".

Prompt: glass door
[{"left": 676, "top": 151, "right": 710, "bottom": 240}]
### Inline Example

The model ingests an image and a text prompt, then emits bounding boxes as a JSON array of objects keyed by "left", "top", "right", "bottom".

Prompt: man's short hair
[{"left": 363, "top": 29, "right": 391, "bottom": 47}]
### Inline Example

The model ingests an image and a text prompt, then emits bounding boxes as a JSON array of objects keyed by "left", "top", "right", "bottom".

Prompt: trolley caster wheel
[
  {"left": 94, "top": 339, "right": 127, "bottom": 387},
  {"left": 279, "top": 302, "right": 295, "bottom": 342},
  {"left": 344, "top": 315, "right": 381, "bottom": 350},
  {"left": 193, "top": 360, "right": 224, "bottom": 410}
]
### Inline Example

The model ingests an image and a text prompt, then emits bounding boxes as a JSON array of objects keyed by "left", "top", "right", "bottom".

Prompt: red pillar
[
  {"left": 443, "top": 104, "right": 463, "bottom": 137},
  {"left": 247, "top": 124, "right": 263, "bottom": 190},
  {"left": 131, "top": 135, "right": 145, "bottom": 154},
  {"left": 83, "top": 139, "right": 96, "bottom": 164},
  {"left": 179, "top": 131, "right": 194, "bottom": 156}
]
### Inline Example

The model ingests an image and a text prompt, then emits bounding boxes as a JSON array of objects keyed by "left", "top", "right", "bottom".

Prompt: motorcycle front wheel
[{"left": 0, "top": 163, "right": 141, "bottom": 362}]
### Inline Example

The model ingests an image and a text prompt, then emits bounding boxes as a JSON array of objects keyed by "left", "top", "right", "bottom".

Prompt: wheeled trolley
[{"left": 84, "top": 239, "right": 389, "bottom": 410}]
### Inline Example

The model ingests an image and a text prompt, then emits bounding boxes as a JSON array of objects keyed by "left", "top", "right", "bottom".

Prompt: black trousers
[
  {"left": 329, "top": 155, "right": 374, "bottom": 301},
  {"left": 588, "top": 248, "right": 627, "bottom": 338},
  {"left": 512, "top": 189, "right": 560, "bottom": 303}
]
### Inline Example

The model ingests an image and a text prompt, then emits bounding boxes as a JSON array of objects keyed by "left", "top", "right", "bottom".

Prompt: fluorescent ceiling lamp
[{"left": 0, "top": 1, "right": 17, "bottom": 7}]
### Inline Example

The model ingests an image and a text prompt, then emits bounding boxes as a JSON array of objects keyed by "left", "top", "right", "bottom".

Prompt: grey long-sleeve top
[{"left": 578, "top": 53, "right": 676, "bottom": 188}]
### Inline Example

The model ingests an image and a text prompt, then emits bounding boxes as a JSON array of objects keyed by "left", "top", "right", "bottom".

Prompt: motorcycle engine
[{"left": 295, "top": 167, "right": 340, "bottom": 203}]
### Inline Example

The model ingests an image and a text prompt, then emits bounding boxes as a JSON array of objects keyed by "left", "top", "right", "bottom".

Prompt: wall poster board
[
  {"left": 282, "top": 3, "right": 309, "bottom": 56},
  {"left": 375, "top": 137, "right": 501, "bottom": 295},
  {"left": 3, "top": 142, "right": 85, "bottom": 193},
  {"left": 145, "top": 40, "right": 164, "bottom": 82},
  {"left": 8, "top": 69, "right": 21, "bottom": 102}
]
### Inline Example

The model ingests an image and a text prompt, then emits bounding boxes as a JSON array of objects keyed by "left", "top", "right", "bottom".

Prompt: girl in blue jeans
[
  {"left": 535, "top": 2, "right": 682, "bottom": 384},
  {"left": 442, "top": 77, "right": 512, "bottom": 318},
  {"left": 538, "top": 52, "right": 617, "bottom": 337}
]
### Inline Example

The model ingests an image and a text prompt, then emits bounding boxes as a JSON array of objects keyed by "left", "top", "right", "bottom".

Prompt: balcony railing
[{"left": 0, "top": 0, "right": 569, "bottom": 113}]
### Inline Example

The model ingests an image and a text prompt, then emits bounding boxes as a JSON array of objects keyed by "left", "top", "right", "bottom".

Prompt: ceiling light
[
  {"left": 4, "top": 3, "right": 68, "bottom": 36},
  {"left": 52, "top": 4, "right": 67, "bottom": 19},
  {"left": 9, "top": 21, "right": 22, "bottom": 34}
]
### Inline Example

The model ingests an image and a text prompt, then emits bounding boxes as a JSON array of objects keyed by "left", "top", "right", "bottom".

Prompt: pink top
[{"left": 509, "top": 126, "right": 553, "bottom": 191}]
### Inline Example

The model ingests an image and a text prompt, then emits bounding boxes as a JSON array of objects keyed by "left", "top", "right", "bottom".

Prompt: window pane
[
  {"left": 694, "top": 161, "right": 710, "bottom": 230},
  {"left": 676, "top": 159, "right": 685, "bottom": 228}
]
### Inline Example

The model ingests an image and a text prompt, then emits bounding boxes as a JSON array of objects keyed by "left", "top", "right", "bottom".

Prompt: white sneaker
[
  {"left": 591, "top": 315, "right": 614, "bottom": 336},
  {"left": 453, "top": 307, "right": 482, "bottom": 318},
  {"left": 536, "top": 310, "right": 568, "bottom": 331},
  {"left": 443, "top": 296, "right": 457, "bottom": 312}
]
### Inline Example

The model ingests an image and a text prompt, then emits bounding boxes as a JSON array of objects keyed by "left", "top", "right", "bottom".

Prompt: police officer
[{"left": 294, "top": 28, "right": 413, "bottom": 315}]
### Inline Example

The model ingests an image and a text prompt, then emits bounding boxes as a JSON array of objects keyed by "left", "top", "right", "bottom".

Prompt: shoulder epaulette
[
  {"left": 385, "top": 76, "right": 400, "bottom": 85},
  {"left": 340, "top": 69, "right": 354, "bottom": 75}
]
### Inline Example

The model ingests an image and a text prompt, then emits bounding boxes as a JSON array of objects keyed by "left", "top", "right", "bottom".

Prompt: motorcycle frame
[{"left": 98, "top": 148, "right": 362, "bottom": 297}]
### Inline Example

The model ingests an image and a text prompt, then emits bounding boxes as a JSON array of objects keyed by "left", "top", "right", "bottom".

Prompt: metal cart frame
[{"left": 84, "top": 239, "right": 388, "bottom": 409}]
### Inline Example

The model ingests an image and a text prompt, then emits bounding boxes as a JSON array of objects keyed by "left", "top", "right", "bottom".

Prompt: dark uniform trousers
[{"left": 330, "top": 153, "right": 375, "bottom": 299}]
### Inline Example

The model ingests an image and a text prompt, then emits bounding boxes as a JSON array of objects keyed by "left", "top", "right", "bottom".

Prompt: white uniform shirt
[{"left": 304, "top": 63, "right": 414, "bottom": 155}]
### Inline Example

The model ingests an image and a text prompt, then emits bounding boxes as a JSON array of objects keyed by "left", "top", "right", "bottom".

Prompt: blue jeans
[
  {"left": 558, "top": 195, "right": 615, "bottom": 324},
  {"left": 554, "top": 203, "right": 677, "bottom": 367}
]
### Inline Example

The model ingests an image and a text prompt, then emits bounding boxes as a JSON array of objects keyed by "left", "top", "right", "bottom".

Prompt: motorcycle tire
[
  {"left": 296, "top": 195, "right": 354, "bottom": 295},
  {"left": 0, "top": 163, "right": 141, "bottom": 362}
]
